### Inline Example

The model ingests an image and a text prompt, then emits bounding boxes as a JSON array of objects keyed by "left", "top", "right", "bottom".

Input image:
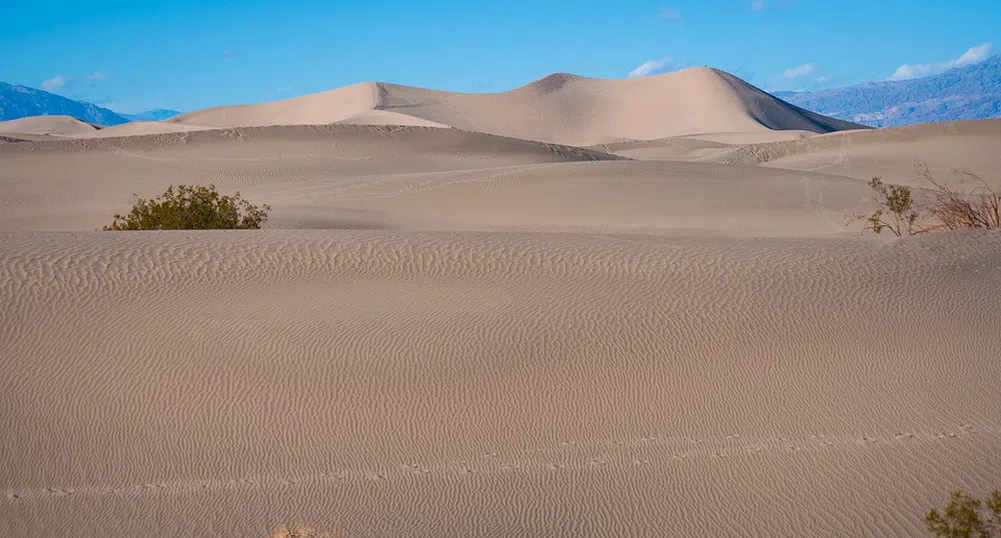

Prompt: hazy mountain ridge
[
  {"left": 121, "top": 109, "right": 182, "bottom": 122},
  {"left": 0, "top": 82, "right": 180, "bottom": 125},
  {"left": 0, "top": 82, "right": 130, "bottom": 125},
  {"left": 777, "top": 55, "right": 1001, "bottom": 128}
]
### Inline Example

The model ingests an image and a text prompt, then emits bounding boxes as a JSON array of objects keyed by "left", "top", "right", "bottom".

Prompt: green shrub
[
  {"left": 848, "top": 176, "right": 921, "bottom": 236},
  {"left": 104, "top": 184, "right": 270, "bottom": 230},
  {"left": 926, "top": 490, "right": 1001, "bottom": 537}
]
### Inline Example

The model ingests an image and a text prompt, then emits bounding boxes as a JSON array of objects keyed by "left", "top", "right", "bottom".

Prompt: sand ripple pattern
[{"left": 2, "top": 230, "right": 1000, "bottom": 537}]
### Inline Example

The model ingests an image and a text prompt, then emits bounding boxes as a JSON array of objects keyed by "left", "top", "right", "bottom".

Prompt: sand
[
  {"left": 82, "top": 121, "right": 214, "bottom": 138},
  {"left": 0, "top": 115, "right": 100, "bottom": 137},
  {"left": 1, "top": 71, "right": 1000, "bottom": 538},
  {"left": 706, "top": 119, "right": 1001, "bottom": 185},
  {"left": 168, "top": 68, "right": 865, "bottom": 146}
]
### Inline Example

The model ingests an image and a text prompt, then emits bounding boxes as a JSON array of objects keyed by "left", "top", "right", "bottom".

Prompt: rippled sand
[{"left": 2, "top": 118, "right": 1000, "bottom": 537}]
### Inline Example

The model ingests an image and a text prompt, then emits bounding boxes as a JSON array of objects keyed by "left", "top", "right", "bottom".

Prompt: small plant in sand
[
  {"left": 916, "top": 162, "right": 1001, "bottom": 231},
  {"left": 926, "top": 489, "right": 1001, "bottom": 537},
  {"left": 271, "top": 524, "right": 337, "bottom": 538},
  {"left": 848, "top": 161, "right": 1000, "bottom": 236},
  {"left": 848, "top": 176, "right": 921, "bottom": 236},
  {"left": 104, "top": 184, "right": 270, "bottom": 230}
]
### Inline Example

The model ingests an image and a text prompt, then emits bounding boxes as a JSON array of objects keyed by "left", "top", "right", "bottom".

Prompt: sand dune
[
  {"left": 2, "top": 83, "right": 1001, "bottom": 538},
  {"left": 709, "top": 118, "right": 1001, "bottom": 185},
  {"left": 1, "top": 230, "right": 999, "bottom": 538},
  {"left": 590, "top": 137, "right": 736, "bottom": 161},
  {"left": 335, "top": 109, "right": 451, "bottom": 128},
  {"left": 170, "top": 68, "right": 865, "bottom": 146},
  {"left": 0, "top": 124, "right": 627, "bottom": 231},
  {"left": 171, "top": 82, "right": 379, "bottom": 129},
  {"left": 592, "top": 129, "right": 820, "bottom": 160},
  {"left": 79, "top": 121, "right": 212, "bottom": 138},
  {"left": 0, "top": 115, "right": 100, "bottom": 136},
  {"left": 681, "top": 129, "right": 819, "bottom": 144},
  {"left": 0, "top": 125, "right": 871, "bottom": 235}
]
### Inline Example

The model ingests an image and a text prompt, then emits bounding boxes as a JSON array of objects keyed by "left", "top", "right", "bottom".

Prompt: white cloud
[
  {"left": 782, "top": 63, "right": 816, "bottom": 79},
  {"left": 659, "top": 8, "right": 681, "bottom": 19},
  {"left": 955, "top": 42, "right": 993, "bottom": 66},
  {"left": 750, "top": 0, "right": 799, "bottom": 12},
  {"left": 889, "top": 63, "right": 935, "bottom": 80},
  {"left": 890, "top": 42, "right": 993, "bottom": 81},
  {"left": 817, "top": 76, "right": 830, "bottom": 85},
  {"left": 628, "top": 57, "right": 675, "bottom": 78},
  {"left": 41, "top": 75, "right": 68, "bottom": 92},
  {"left": 88, "top": 71, "right": 108, "bottom": 81}
]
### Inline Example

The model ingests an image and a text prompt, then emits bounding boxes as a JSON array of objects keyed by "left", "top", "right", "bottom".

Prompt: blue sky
[{"left": 2, "top": 0, "right": 998, "bottom": 113}]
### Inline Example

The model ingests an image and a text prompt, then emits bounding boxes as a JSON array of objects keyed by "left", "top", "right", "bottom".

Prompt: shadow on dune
[{"left": 266, "top": 207, "right": 400, "bottom": 231}]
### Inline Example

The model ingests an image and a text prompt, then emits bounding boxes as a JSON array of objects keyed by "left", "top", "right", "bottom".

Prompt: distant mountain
[
  {"left": 122, "top": 109, "right": 182, "bottom": 122},
  {"left": 0, "top": 82, "right": 130, "bottom": 126},
  {"left": 777, "top": 55, "right": 1001, "bottom": 128}
]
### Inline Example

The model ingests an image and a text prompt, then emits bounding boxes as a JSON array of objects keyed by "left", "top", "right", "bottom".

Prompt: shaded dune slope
[{"left": 712, "top": 69, "right": 862, "bottom": 134}]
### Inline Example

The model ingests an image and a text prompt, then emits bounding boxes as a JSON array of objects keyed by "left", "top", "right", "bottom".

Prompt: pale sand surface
[
  {"left": 1, "top": 100, "right": 1001, "bottom": 538},
  {"left": 677, "top": 129, "right": 821, "bottom": 144},
  {"left": 709, "top": 119, "right": 1001, "bottom": 185},
  {"left": 589, "top": 137, "right": 735, "bottom": 161},
  {"left": 80, "top": 121, "right": 214, "bottom": 138},
  {"left": 0, "top": 115, "right": 100, "bottom": 137},
  {"left": 2, "top": 230, "right": 1000, "bottom": 538},
  {"left": 168, "top": 68, "right": 864, "bottom": 146},
  {"left": 0, "top": 125, "right": 860, "bottom": 236},
  {"left": 335, "top": 110, "right": 452, "bottom": 128}
]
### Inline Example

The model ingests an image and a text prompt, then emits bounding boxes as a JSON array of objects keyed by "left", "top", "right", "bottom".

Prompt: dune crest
[
  {"left": 169, "top": 68, "right": 866, "bottom": 145},
  {"left": 0, "top": 115, "right": 101, "bottom": 136},
  {"left": 170, "top": 82, "right": 381, "bottom": 129}
]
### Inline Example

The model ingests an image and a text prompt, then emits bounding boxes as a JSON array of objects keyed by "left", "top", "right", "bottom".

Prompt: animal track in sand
[{"left": 3, "top": 424, "right": 994, "bottom": 503}]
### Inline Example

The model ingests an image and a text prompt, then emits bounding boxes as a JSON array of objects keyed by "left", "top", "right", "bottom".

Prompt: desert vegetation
[
  {"left": 849, "top": 161, "right": 1000, "bottom": 236},
  {"left": 104, "top": 184, "right": 270, "bottom": 230},
  {"left": 926, "top": 490, "right": 1001, "bottom": 537}
]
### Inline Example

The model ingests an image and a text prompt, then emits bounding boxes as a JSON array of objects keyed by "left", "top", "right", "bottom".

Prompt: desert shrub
[
  {"left": 917, "top": 162, "right": 1001, "bottom": 230},
  {"left": 104, "top": 184, "right": 270, "bottom": 230},
  {"left": 926, "top": 490, "right": 1001, "bottom": 537},
  {"left": 848, "top": 162, "right": 1000, "bottom": 236},
  {"left": 848, "top": 176, "right": 922, "bottom": 236}
]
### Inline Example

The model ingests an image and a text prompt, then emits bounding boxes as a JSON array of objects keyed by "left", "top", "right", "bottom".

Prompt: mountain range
[
  {"left": 0, "top": 82, "right": 180, "bottom": 125},
  {"left": 121, "top": 109, "right": 183, "bottom": 122},
  {"left": 776, "top": 55, "right": 1001, "bottom": 128}
]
